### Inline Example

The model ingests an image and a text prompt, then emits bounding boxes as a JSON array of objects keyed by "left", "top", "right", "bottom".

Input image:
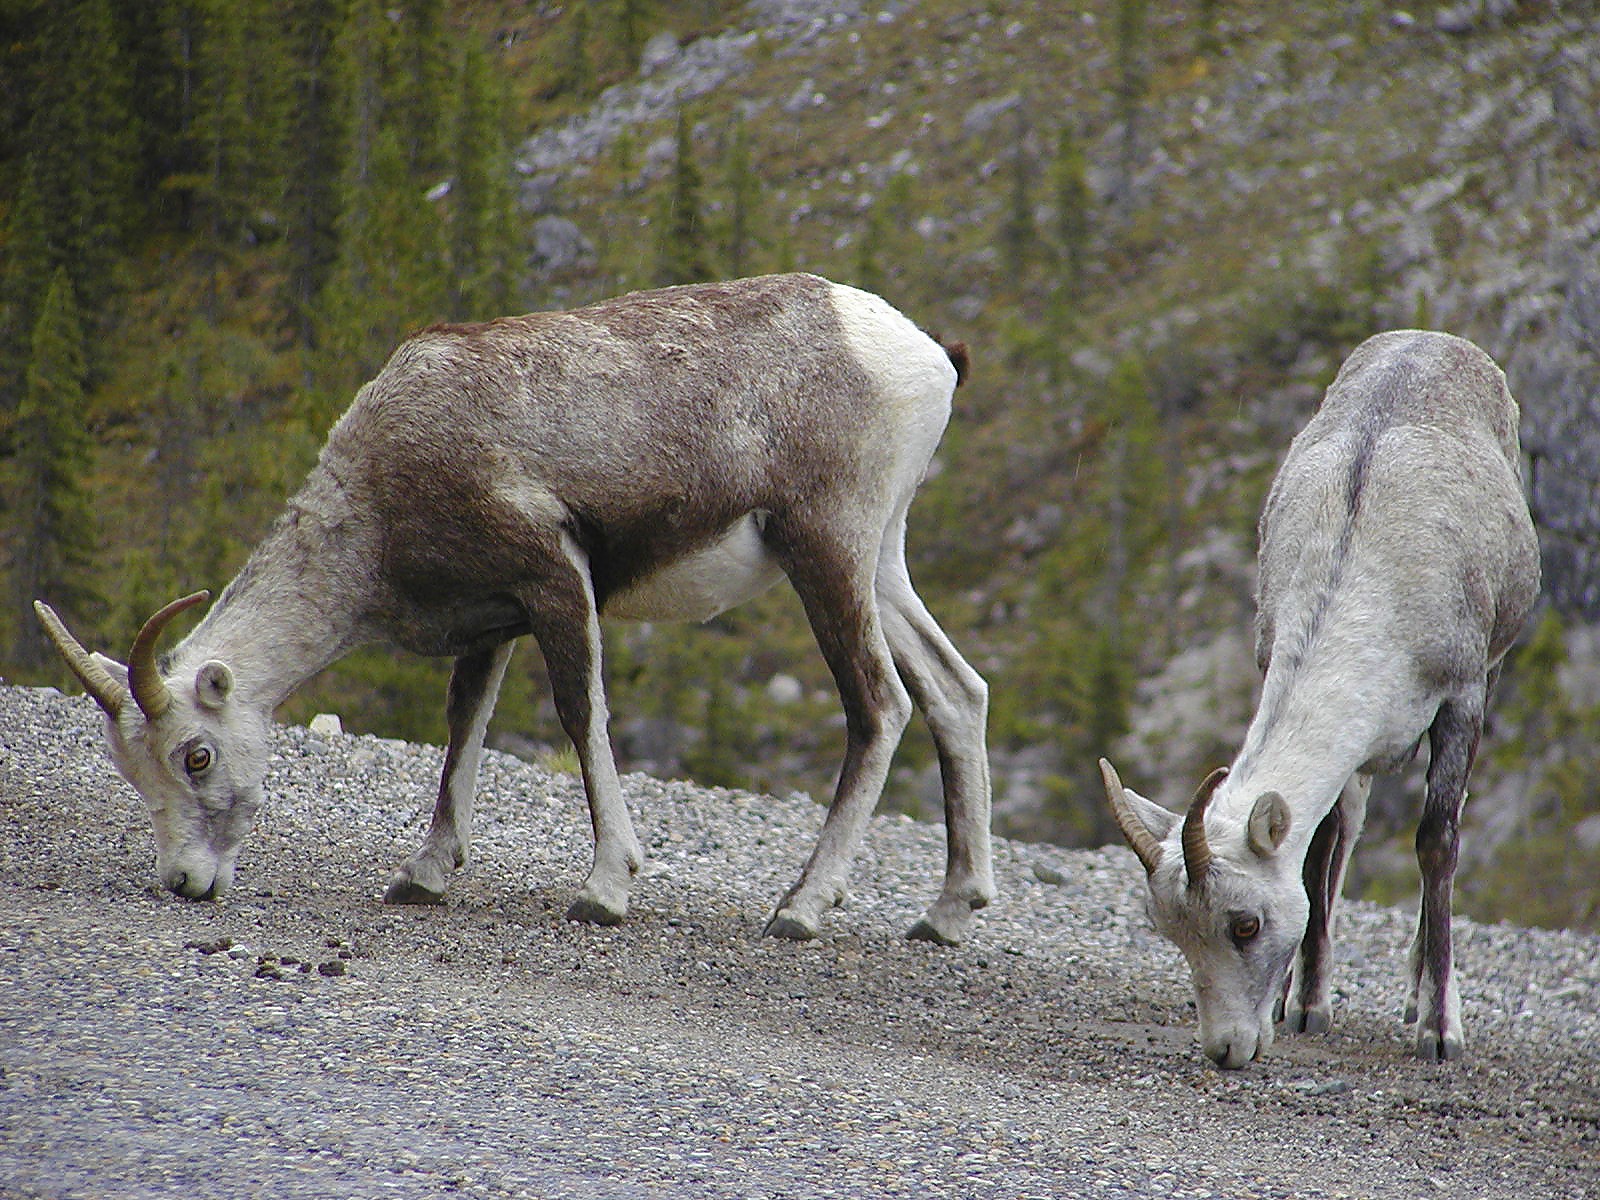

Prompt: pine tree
[
  {"left": 1042, "top": 126, "right": 1092, "bottom": 379},
  {"left": 450, "top": 41, "right": 519, "bottom": 320},
  {"left": 118, "top": 0, "right": 198, "bottom": 231},
  {"left": 854, "top": 201, "right": 886, "bottom": 296},
  {"left": 1112, "top": 0, "right": 1148, "bottom": 220},
  {"left": 614, "top": 0, "right": 650, "bottom": 74},
  {"left": 561, "top": 3, "right": 596, "bottom": 100},
  {"left": 1098, "top": 353, "right": 1166, "bottom": 647},
  {"left": 18, "top": 0, "right": 135, "bottom": 321},
  {"left": 721, "top": 113, "right": 761, "bottom": 277},
  {"left": 655, "top": 111, "right": 712, "bottom": 286},
  {"left": 7, "top": 270, "right": 99, "bottom": 671},
  {"left": 395, "top": 0, "right": 453, "bottom": 181},
  {"left": 1053, "top": 126, "right": 1091, "bottom": 300},
  {"left": 202, "top": 0, "right": 294, "bottom": 247},
  {"left": 1000, "top": 108, "right": 1035, "bottom": 283},
  {"left": 285, "top": 0, "right": 352, "bottom": 345},
  {"left": 181, "top": 2, "right": 253, "bottom": 303},
  {"left": 0, "top": 168, "right": 53, "bottom": 422},
  {"left": 1195, "top": 0, "right": 1222, "bottom": 58}
]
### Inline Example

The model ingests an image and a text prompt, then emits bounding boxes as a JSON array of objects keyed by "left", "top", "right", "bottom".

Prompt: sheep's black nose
[{"left": 166, "top": 872, "right": 217, "bottom": 901}]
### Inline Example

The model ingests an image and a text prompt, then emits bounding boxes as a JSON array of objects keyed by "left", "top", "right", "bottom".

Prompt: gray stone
[{"left": 529, "top": 216, "right": 596, "bottom": 272}]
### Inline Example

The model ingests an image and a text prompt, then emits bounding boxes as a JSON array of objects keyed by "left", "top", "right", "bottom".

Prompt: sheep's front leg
[
  {"left": 528, "top": 532, "right": 643, "bottom": 926},
  {"left": 1406, "top": 697, "right": 1482, "bottom": 1062},
  {"left": 1282, "top": 773, "right": 1369, "bottom": 1033},
  {"left": 386, "top": 641, "right": 516, "bottom": 904},
  {"left": 765, "top": 520, "right": 912, "bottom": 940}
]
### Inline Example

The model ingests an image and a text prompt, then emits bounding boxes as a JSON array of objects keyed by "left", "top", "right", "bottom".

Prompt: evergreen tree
[
  {"left": 194, "top": 2, "right": 248, "bottom": 247},
  {"left": 17, "top": 0, "right": 135, "bottom": 322},
  {"left": 614, "top": 0, "right": 650, "bottom": 74},
  {"left": 0, "top": 167, "right": 53, "bottom": 422},
  {"left": 854, "top": 216, "right": 884, "bottom": 295},
  {"left": 1195, "top": 0, "right": 1222, "bottom": 58},
  {"left": 7, "top": 270, "right": 98, "bottom": 671},
  {"left": 1112, "top": 0, "right": 1149, "bottom": 220},
  {"left": 181, "top": 1, "right": 290, "bottom": 302},
  {"left": 721, "top": 113, "right": 760, "bottom": 277},
  {"left": 1000, "top": 108, "right": 1035, "bottom": 283},
  {"left": 1053, "top": 126, "right": 1091, "bottom": 300},
  {"left": 215, "top": 1, "right": 294, "bottom": 244},
  {"left": 1042, "top": 126, "right": 1092, "bottom": 379},
  {"left": 655, "top": 111, "right": 712, "bottom": 286},
  {"left": 285, "top": 0, "right": 352, "bottom": 345},
  {"left": 450, "top": 41, "right": 519, "bottom": 320},
  {"left": 561, "top": 3, "right": 596, "bottom": 100},
  {"left": 316, "top": 124, "right": 429, "bottom": 405},
  {"left": 395, "top": 0, "right": 453, "bottom": 181},
  {"left": 118, "top": 0, "right": 199, "bottom": 230},
  {"left": 1098, "top": 353, "right": 1166, "bottom": 646}
]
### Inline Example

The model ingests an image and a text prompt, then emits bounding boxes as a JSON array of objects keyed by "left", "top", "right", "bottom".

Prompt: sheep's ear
[
  {"left": 1119, "top": 781, "right": 1180, "bottom": 842},
  {"left": 1100, "top": 757, "right": 1180, "bottom": 876},
  {"left": 194, "top": 661, "right": 234, "bottom": 710},
  {"left": 1247, "top": 791, "right": 1291, "bottom": 858},
  {"left": 94, "top": 653, "right": 130, "bottom": 693}
]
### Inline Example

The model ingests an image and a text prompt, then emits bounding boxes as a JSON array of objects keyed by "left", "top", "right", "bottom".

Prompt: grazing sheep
[
  {"left": 1101, "top": 330, "right": 1540, "bottom": 1066},
  {"left": 36, "top": 273, "right": 996, "bottom": 944}
]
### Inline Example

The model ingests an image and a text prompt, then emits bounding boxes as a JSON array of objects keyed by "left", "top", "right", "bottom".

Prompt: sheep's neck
[
  {"left": 1224, "top": 639, "right": 1397, "bottom": 852},
  {"left": 171, "top": 469, "right": 375, "bottom": 713}
]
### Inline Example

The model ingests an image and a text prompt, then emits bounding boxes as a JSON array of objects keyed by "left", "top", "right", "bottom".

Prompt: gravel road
[{"left": 2, "top": 684, "right": 1597, "bottom": 1199}]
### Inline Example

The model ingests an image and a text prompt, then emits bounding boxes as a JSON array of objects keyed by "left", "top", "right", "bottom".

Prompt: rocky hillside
[
  {"left": 3, "top": 0, "right": 1597, "bottom": 928},
  {"left": 489, "top": 0, "right": 1600, "bottom": 926}
]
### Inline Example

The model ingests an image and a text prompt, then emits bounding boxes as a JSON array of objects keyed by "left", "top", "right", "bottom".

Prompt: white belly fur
[{"left": 602, "top": 513, "right": 786, "bottom": 623}]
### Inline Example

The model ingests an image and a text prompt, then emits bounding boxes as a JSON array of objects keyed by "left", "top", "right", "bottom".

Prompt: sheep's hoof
[
  {"left": 763, "top": 909, "right": 821, "bottom": 941},
  {"left": 383, "top": 875, "right": 447, "bottom": 906},
  {"left": 905, "top": 917, "right": 961, "bottom": 946},
  {"left": 1415, "top": 1028, "right": 1464, "bottom": 1063},
  {"left": 566, "top": 890, "right": 627, "bottom": 926},
  {"left": 1284, "top": 1004, "right": 1332, "bottom": 1035},
  {"left": 907, "top": 893, "right": 983, "bottom": 946}
]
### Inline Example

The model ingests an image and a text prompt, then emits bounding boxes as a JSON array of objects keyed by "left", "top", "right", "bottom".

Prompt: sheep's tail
[{"left": 933, "top": 335, "right": 970, "bottom": 387}]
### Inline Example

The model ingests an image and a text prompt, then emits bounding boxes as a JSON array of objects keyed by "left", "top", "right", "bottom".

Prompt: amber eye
[
  {"left": 184, "top": 746, "right": 213, "bottom": 774},
  {"left": 1231, "top": 914, "right": 1262, "bottom": 942}
]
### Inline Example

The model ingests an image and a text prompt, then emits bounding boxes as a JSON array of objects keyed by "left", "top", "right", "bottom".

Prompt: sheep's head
[
  {"left": 1100, "top": 758, "right": 1306, "bottom": 1069},
  {"left": 35, "top": 593, "right": 269, "bottom": 901}
]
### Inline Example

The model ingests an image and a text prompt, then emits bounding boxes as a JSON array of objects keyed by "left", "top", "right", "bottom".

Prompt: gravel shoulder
[{"left": 2, "top": 685, "right": 1597, "bottom": 1199}]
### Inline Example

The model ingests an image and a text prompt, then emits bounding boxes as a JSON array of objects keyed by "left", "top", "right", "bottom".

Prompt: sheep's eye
[
  {"left": 184, "top": 746, "right": 213, "bottom": 775},
  {"left": 1231, "top": 914, "right": 1262, "bottom": 942}
]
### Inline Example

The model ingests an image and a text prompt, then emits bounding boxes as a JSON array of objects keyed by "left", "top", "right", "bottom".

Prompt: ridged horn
[
  {"left": 1099, "top": 758, "right": 1164, "bottom": 876},
  {"left": 128, "top": 592, "right": 211, "bottom": 722},
  {"left": 1182, "top": 766, "right": 1229, "bottom": 892},
  {"left": 33, "top": 601, "right": 129, "bottom": 717}
]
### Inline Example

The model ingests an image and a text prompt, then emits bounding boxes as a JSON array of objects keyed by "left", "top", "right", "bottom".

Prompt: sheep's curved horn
[
  {"left": 128, "top": 592, "right": 211, "bottom": 722},
  {"left": 33, "top": 601, "right": 129, "bottom": 717},
  {"left": 1182, "top": 767, "right": 1229, "bottom": 892},
  {"left": 1099, "top": 758, "right": 1164, "bottom": 876}
]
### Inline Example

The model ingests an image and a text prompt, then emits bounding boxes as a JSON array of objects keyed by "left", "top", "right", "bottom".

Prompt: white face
[
  {"left": 1146, "top": 855, "right": 1307, "bottom": 1069},
  {"left": 98, "top": 662, "right": 269, "bottom": 900},
  {"left": 1101, "top": 761, "right": 1307, "bottom": 1070}
]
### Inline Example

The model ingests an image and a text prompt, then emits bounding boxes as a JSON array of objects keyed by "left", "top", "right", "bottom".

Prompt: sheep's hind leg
[
  {"left": 386, "top": 641, "right": 516, "bottom": 904},
  {"left": 1282, "top": 773, "right": 1369, "bottom": 1033},
  {"left": 1406, "top": 697, "right": 1482, "bottom": 1062},
  {"left": 876, "top": 517, "right": 995, "bottom": 945},
  {"left": 764, "top": 515, "right": 912, "bottom": 940}
]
